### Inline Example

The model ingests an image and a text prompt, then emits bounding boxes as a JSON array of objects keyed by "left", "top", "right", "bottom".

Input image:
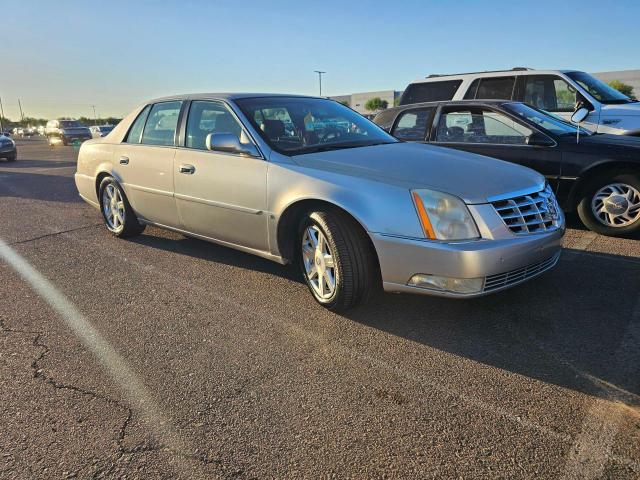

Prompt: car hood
[
  {"left": 292, "top": 142, "right": 545, "bottom": 204},
  {"left": 601, "top": 103, "right": 640, "bottom": 116},
  {"left": 558, "top": 133, "right": 640, "bottom": 158}
]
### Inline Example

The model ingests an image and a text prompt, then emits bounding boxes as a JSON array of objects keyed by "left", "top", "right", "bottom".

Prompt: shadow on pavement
[
  {"left": 344, "top": 248, "right": 640, "bottom": 405},
  {"left": 0, "top": 171, "right": 82, "bottom": 203},
  {"left": 129, "top": 225, "right": 640, "bottom": 404}
]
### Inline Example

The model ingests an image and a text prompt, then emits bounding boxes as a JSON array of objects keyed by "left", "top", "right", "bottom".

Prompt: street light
[{"left": 314, "top": 70, "right": 326, "bottom": 96}]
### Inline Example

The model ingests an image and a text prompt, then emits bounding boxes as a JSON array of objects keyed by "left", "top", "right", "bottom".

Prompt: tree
[
  {"left": 608, "top": 80, "right": 634, "bottom": 98},
  {"left": 365, "top": 97, "right": 388, "bottom": 112}
]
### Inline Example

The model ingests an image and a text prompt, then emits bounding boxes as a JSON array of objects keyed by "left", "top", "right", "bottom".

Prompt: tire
[
  {"left": 98, "top": 176, "right": 145, "bottom": 238},
  {"left": 577, "top": 171, "right": 640, "bottom": 237},
  {"left": 298, "top": 208, "right": 380, "bottom": 311},
  {"left": 6, "top": 153, "right": 16, "bottom": 162}
]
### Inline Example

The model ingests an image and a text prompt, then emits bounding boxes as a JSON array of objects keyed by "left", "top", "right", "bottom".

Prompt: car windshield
[
  {"left": 59, "top": 120, "right": 83, "bottom": 128},
  {"left": 234, "top": 96, "right": 397, "bottom": 155},
  {"left": 504, "top": 102, "right": 592, "bottom": 136},
  {"left": 565, "top": 71, "right": 635, "bottom": 104}
]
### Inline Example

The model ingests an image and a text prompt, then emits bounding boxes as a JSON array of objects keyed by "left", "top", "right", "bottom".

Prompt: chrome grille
[
  {"left": 491, "top": 185, "right": 561, "bottom": 235},
  {"left": 483, "top": 252, "right": 560, "bottom": 292}
]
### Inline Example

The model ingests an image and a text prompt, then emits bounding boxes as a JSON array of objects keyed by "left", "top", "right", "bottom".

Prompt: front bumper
[
  {"left": 372, "top": 225, "right": 564, "bottom": 298},
  {"left": 0, "top": 146, "right": 16, "bottom": 159}
]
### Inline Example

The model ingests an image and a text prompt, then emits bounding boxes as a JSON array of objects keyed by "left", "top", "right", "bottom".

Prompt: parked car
[
  {"left": 45, "top": 119, "right": 92, "bottom": 145},
  {"left": 75, "top": 94, "right": 564, "bottom": 310},
  {"left": 400, "top": 68, "right": 640, "bottom": 136},
  {"left": 0, "top": 133, "right": 17, "bottom": 162},
  {"left": 374, "top": 100, "right": 640, "bottom": 236},
  {"left": 12, "top": 127, "right": 23, "bottom": 137},
  {"left": 89, "top": 125, "right": 114, "bottom": 138}
]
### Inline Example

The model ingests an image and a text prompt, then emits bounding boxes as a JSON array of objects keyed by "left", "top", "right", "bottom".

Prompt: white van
[{"left": 400, "top": 68, "right": 640, "bottom": 136}]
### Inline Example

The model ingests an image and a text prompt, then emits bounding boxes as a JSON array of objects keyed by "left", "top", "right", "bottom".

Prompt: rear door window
[
  {"left": 391, "top": 108, "right": 434, "bottom": 141},
  {"left": 125, "top": 105, "right": 151, "bottom": 144},
  {"left": 475, "top": 76, "right": 516, "bottom": 100},
  {"left": 140, "top": 101, "right": 182, "bottom": 146},
  {"left": 400, "top": 80, "right": 462, "bottom": 105}
]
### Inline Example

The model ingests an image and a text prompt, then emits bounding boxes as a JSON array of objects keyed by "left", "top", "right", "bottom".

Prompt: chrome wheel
[
  {"left": 102, "top": 183, "right": 126, "bottom": 232},
  {"left": 301, "top": 225, "right": 336, "bottom": 300},
  {"left": 591, "top": 183, "right": 640, "bottom": 228}
]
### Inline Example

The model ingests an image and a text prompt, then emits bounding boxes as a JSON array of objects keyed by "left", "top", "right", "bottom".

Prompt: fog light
[{"left": 408, "top": 274, "right": 484, "bottom": 294}]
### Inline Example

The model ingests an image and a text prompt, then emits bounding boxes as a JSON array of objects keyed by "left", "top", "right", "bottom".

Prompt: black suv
[{"left": 374, "top": 100, "right": 640, "bottom": 237}]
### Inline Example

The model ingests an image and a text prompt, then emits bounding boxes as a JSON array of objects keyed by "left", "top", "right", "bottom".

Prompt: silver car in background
[{"left": 75, "top": 94, "right": 564, "bottom": 311}]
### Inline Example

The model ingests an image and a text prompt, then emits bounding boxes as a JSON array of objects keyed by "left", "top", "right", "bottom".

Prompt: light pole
[
  {"left": 91, "top": 105, "right": 98, "bottom": 126},
  {"left": 17, "top": 98, "right": 24, "bottom": 123},
  {"left": 0, "top": 96, "right": 4, "bottom": 132},
  {"left": 314, "top": 70, "right": 326, "bottom": 96}
]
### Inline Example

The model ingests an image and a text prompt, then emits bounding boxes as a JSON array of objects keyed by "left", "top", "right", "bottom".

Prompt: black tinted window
[
  {"left": 392, "top": 108, "right": 433, "bottom": 141},
  {"left": 400, "top": 80, "right": 462, "bottom": 105},
  {"left": 125, "top": 105, "right": 151, "bottom": 144},
  {"left": 475, "top": 77, "right": 515, "bottom": 99},
  {"left": 141, "top": 101, "right": 182, "bottom": 146}
]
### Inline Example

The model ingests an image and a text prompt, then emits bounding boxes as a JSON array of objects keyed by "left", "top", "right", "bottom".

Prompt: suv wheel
[{"left": 577, "top": 171, "right": 640, "bottom": 237}]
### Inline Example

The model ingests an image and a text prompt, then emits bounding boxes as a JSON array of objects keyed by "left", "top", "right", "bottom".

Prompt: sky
[{"left": 2, "top": 0, "right": 639, "bottom": 120}]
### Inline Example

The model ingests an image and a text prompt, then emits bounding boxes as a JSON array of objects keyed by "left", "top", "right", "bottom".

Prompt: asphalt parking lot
[{"left": 1, "top": 138, "right": 639, "bottom": 479}]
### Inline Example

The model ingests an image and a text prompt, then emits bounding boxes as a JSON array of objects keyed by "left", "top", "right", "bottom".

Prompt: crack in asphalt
[
  {"left": 0, "top": 315, "right": 230, "bottom": 478},
  {"left": 7, "top": 223, "right": 102, "bottom": 247}
]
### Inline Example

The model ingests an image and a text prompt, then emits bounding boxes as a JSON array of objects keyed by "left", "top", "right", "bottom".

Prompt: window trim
[
  {"left": 390, "top": 106, "right": 435, "bottom": 141},
  {"left": 123, "top": 104, "right": 152, "bottom": 144},
  {"left": 430, "top": 104, "right": 557, "bottom": 148},
  {"left": 176, "top": 99, "right": 265, "bottom": 160}
]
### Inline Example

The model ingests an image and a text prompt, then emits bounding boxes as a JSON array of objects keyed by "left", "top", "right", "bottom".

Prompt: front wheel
[
  {"left": 98, "top": 177, "right": 145, "bottom": 238},
  {"left": 577, "top": 171, "right": 640, "bottom": 237},
  {"left": 298, "top": 208, "right": 379, "bottom": 311}
]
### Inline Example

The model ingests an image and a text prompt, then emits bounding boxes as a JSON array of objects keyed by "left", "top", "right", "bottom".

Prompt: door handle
[
  {"left": 179, "top": 164, "right": 195, "bottom": 174},
  {"left": 119, "top": 156, "right": 129, "bottom": 165}
]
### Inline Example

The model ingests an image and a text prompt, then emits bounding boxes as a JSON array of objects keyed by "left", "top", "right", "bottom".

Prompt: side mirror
[
  {"left": 571, "top": 107, "right": 589, "bottom": 124},
  {"left": 526, "top": 132, "right": 554, "bottom": 147},
  {"left": 205, "top": 133, "right": 260, "bottom": 158}
]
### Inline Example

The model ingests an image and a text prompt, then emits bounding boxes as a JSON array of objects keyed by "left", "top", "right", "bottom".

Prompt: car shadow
[
  {"left": 0, "top": 158, "right": 77, "bottom": 169},
  {"left": 130, "top": 228, "right": 640, "bottom": 405},
  {"left": 343, "top": 248, "right": 640, "bottom": 405},
  {"left": 0, "top": 171, "right": 83, "bottom": 203}
]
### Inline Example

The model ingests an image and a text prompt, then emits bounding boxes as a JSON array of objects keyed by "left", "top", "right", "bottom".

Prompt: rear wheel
[
  {"left": 577, "top": 171, "right": 640, "bottom": 237},
  {"left": 298, "top": 208, "right": 379, "bottom": 311},
  {"left": 98, "top": 176, "right": 145, "bottom": 238}
]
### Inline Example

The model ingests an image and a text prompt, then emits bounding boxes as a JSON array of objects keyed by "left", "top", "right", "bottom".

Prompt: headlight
[{"left": 411, "top": 189, "right": 479, "bottom": 240}]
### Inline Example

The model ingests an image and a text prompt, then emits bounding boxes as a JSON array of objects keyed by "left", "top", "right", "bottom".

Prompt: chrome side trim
[{"left": 174, "top": 193, "right": 264, "bottom": 215}]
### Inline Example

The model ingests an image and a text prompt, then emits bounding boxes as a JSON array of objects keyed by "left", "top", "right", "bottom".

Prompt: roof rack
[{"left": 426, "top": 67, "right": 532, "bottom": 78}]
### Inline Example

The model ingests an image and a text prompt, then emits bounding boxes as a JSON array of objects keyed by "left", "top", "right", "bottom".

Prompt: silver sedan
[{"left": 75, "top": 94, "right": 565, "bottom": 310}]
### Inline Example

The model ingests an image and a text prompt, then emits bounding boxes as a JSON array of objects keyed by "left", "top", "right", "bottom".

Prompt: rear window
[
  {"left": 475, "top": 76, "right": 516, "bottom": 100},
  {"left": 399, "top": 80, "right": 462, "bottom": 105}
]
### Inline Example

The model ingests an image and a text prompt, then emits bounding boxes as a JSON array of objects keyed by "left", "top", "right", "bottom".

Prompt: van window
[
  {"left": 522, "top": 75, "right": 576, "bottom": 112},
  {"left": 391, "top": 108, "right": 434, "bottom": 141},
  {"left": 399, "top": 80, "right": 462, "bottom": 105},
  {"left": 475, "top": 77, "right": 516, "bottom": 100},
  {"left": 141, "top": 101, "right": 182, "bottom": 146}
]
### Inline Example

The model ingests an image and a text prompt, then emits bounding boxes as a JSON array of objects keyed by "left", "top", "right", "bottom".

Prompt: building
[{"left": 330, "top": 90, "right": 402, "bottom": 115}]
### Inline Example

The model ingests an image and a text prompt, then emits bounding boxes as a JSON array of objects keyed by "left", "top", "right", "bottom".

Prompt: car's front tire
[
  {"left": 577, "top": 171, "right": 640, "bottom": 237},
  {"left": 298, "top": 208, "right": 379, "bottom": 311},
  {"left": 98, "top": 176, "right": 145, "bottom": 238}
]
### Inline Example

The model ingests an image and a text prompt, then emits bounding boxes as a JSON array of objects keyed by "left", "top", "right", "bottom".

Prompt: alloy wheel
[
  {"left": 301, "top": 225, "right": 336, "bottom": 300},
  {"left": 591, "top": 183, "right": 640, "bottom": 228},
  {"left": 102, "top": 183, "right": 126, "bottom": 233}
]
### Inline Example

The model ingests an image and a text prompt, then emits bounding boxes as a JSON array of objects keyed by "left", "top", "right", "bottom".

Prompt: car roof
[
  {"left": 408, "top": 69, "right": 576, "bottom": 84},
  {"left": 145, "top": 92, "right": 325, "bottom": 103},
  {"left": 384, "top": 99, "right": 513, "bottom": 113}
]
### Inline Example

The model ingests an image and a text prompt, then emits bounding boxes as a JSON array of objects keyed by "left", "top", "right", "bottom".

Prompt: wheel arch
[
  {"left": 568, "top": 161, "right": 640, "bottom": 208},
  {"left": 275, "top": 198, "right": 380, "bottom": 268}
]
